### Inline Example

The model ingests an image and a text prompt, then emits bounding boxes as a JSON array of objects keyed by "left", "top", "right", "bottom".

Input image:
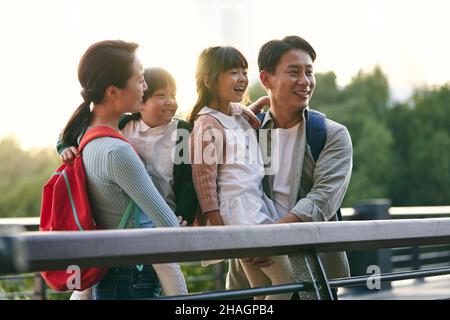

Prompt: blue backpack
[{"left": 256, "top": 109, "right": 343, "bottom": 221}]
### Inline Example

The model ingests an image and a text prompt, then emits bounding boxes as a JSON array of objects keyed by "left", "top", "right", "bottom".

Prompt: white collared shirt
[{"left": 121, "top": 118, "right": 179, "bottom": 211}]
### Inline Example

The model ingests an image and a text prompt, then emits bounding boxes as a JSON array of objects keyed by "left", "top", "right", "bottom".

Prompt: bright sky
[{"left": 0, "top": 0, "right": 449, "bottom": 149}]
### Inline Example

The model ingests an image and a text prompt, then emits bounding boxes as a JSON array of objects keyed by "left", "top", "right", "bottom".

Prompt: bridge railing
[{"left": 1, "top": 213, "right": 450, "bottom": 300}]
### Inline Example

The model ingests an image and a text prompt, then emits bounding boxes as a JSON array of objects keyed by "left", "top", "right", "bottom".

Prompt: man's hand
[
  {"left": 242, "top": 256, "right": 273, "bottom": 268},
  {"left": 60, "top": 146, "right": 80, "bottom": 163},
  {"left": 275, "top": 213, "right": 303, "bottom": 224}
]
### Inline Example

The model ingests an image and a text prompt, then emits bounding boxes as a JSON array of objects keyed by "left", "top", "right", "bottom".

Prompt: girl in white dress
[{"left": 188, "top": 46, "right": 294, "bottom": 300}]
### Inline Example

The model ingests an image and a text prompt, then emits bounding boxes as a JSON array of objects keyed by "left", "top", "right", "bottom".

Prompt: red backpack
[{"left": 40, "top": 126, "right": 135, "bottom": 291}]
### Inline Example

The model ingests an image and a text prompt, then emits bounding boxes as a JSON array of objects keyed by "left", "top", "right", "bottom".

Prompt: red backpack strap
[{"left": 78, "top": 126, "right": 129, "bottom": 152}]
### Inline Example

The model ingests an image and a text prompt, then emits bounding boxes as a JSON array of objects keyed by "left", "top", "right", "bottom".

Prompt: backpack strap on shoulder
[
  {"left": 306, "top": 109, "right": 327, "bottom": 162},
  {"left": 256, "top": 112, "right": 266, "bottom": 123},
  {"left": 306, "top": 109, "right": 342, "bottom": 221},
  {"left": 78, "top": 126, "right": 129, "bottom": 152}
]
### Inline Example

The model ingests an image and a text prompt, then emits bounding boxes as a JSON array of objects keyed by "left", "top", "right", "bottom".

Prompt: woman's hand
[{"left": 60, "top": 146, "right": 80, "bottom": 163}]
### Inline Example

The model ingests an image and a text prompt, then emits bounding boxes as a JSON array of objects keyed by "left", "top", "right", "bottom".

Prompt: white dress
[{"left": 198, "top": 104, "right": 279, "bottom": 226}]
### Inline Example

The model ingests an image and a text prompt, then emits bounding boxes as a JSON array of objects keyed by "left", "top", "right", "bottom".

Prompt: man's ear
[{"left": 259, "top": 70, "right": 271, "bottom": 90}]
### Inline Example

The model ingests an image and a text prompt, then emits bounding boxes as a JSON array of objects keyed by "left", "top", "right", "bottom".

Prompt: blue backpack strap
[
  {"left": 306, "top": 109, "right": 343, "bottom": 221},
  {"left": 256, "top": 112, "right": 266, "bottom": 123},
  {"left": 306, "top": 109, "right": 327, "bottom": 162},
  {"left": 256, "top": 113, "right": 266, "bottom": 144}
]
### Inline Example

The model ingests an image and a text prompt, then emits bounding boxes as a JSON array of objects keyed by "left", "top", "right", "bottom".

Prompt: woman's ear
[{"left": 105, "top": 85, "right": 118, "bottom": 100}]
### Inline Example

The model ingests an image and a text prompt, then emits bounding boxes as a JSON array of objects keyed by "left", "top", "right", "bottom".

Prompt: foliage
[
  {"left": 0, "top": 67, "right": 449, "bottom": 299},
  {"left": 249, "top": 67, "right": 450, "bottom": 207},
  {"left": 0, "top": 136, "right": 59, "bottom": 217}
]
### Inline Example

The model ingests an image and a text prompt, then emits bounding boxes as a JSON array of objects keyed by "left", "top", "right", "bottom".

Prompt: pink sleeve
[{"left": 190, "top": 116, "right": 226, "bottom": 214}]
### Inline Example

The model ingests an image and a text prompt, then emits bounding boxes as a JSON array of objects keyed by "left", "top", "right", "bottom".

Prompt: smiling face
[
  {"left": 116, "top": 56, "right": 147, "bottom": 114},
  {"left": 212, "top": 67, "right": 248, "bottom": 108},
  {"left": 140, "top": 85, "right": 177, "bottom": 127},
  {"left": 262, "top": 49, "right": 315, "bottom": 113}
]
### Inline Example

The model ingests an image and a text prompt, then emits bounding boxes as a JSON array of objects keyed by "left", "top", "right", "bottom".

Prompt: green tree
[
  {"left": 387, "top": 84, "right": 450, "bottom": 205},
  {"left": 0, "top": 136, "right": 59, "bottom": 217},
  {"left": 309, "top": 71, "right": 342, "bottom": 107},
  {"left": 247, "top": 81, "right": 266, "bottom": 103},
  {"left": 343, "top": 65, "right": 390, "bottom": 118}
]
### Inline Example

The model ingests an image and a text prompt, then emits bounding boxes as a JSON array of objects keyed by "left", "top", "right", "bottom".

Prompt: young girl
[
  {"left": 59, "top": 67, "right": 196, "bottom": 298},
  {"left": 187, "top": 46, "right": 295, "bottom": 300}
]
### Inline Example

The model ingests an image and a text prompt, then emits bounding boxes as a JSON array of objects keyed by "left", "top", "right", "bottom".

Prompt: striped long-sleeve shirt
[{"left": 82, "top": 137, "right": 179, "bottom": 229}]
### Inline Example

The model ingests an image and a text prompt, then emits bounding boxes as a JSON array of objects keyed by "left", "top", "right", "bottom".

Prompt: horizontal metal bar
[
  {"left": 0, "top": 274, "right": 35, "bottom": 281},
  {"left": 2, "top": 218, "right": 450, "bottom": 274},
  {"left": 329, "top": 266, "right": 450, "bottom": 288},
  {"left": 2, "top": 205, "right": 450, "bottom": 227},
  {"left": 0, "top": 218, "right": 40, "bottom": 228},
  {"left": 389, "top": 206, "right": 450, "bottom": 216},
  {"left": 159, "top": 282, "right": 311, "bottom": 300},
  {"left": 174, "top": 268, "right": 450, "bottom": 299}
]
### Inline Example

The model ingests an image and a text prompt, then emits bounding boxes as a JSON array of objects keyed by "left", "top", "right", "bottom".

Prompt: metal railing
[{"left": 1, "top": 213, "right": 450, "bottom": 300}]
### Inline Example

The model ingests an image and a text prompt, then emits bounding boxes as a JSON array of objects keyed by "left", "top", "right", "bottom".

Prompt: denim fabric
[
  {"left": 138, "top": 208, "right": 156, "bottom": 228},
  {"left": 92, "top": 265, "right": 162, "bottom": 300},
  {"left": 91, "top": 207, "right": 161, "bottom": 300}
]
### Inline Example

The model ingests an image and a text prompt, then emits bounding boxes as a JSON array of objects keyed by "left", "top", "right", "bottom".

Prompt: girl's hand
[
  {"left": 177, "top": 215, "right": 188, "bottom": 227},
  {"left": 60, "top": 146, "right": 80, "bottom": 163},
  {"left": 249, "top": 96, "right": 270, "bottom": 115}
]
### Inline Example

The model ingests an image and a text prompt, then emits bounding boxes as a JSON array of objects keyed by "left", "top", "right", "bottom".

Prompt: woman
[{"left": 62, "top": 40, "right": 181, "bottom": 299}]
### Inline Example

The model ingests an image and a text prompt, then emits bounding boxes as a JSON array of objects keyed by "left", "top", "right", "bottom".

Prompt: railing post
[
  {"left": 0, "top": 225, "right": 25, "bottom": 274},
  {"left": 32, "top": 273, "right": 46, "bottom": 300},
  {"left": 213, "top": 262, "right": 225, "bottom": 290},
  {"left": 289, "top": 250, "right": 334, "bottom": 300},
  {"left": 411, "top": 246, "right": 426, "bottom": 283},
  {"left": 347, "top": 199, "right": 392, "bottom": 291}
]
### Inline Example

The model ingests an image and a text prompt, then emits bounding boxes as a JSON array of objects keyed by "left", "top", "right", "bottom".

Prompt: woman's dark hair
[
  {"left": 62, "top": 40, "right": 139, "bottom": 146},
  {"left": 258, "top": 35, "right": 316, "bottom": 74},
  {"left": 186, "top": 46, "right": 248, "bottom": 125},
  {"left": 130, "top": 67, "right": 177, "bottom": 121}
]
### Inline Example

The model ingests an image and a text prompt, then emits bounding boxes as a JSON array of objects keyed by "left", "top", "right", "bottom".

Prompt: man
[{"left": 227, "top": 35, "right": 353, "bottom": 299}]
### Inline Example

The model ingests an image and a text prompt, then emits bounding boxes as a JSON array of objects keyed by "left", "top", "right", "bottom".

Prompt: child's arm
[
  {"left": 203, "top": 210, "right": 224, "bottom": 225},
  {"left": 248, "top": 96, "right": 270, "bottom": 115},
  {"left": 189, "top": 116, "right": 225, "bottom": 226},
  {"left": 56, "top": 134, "right": 79, "bottom": 162},
  {"left": 57, "top": 114, "right": 131, "bottom": 162}
]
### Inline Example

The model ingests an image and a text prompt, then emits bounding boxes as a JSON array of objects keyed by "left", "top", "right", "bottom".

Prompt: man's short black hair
[{"left": 258, "top": 35, "right": 316, "bottom": 74}]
